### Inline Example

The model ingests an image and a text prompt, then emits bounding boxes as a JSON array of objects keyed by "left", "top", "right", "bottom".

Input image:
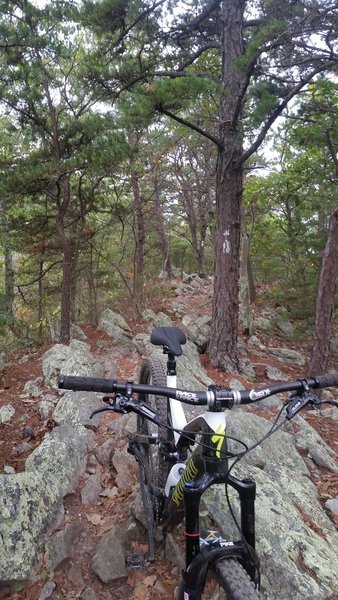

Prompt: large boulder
[
  {"left": 98, "top": 309, "right": 131, "bottom": 335},
  {"left": 181, "top": 314, "right": 211, "bottom": 351},
  {"left": 0, "top": 424, "right": 93, "bottom": 581},
  {"left": 202, "top": 410, "right": 338, "bottom": 600},
  {"left": 42, "top": 340, "right": 104, "bottom": 387},
  {"left": 267, "top": 346, "right": 305, "bottom": 366}
]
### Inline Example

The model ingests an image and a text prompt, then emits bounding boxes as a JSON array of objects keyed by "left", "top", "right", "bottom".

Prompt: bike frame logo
[
  {"left": 172, "top": 459, "right": 198, "bottom": 506},
  {"left": 211, "top": 424, "right": 226, "bottom": 458}
]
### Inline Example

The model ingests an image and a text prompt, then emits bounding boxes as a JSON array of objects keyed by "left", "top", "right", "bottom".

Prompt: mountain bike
[{"left": 58, "top": 326, "right": 338, "bottom": 599}]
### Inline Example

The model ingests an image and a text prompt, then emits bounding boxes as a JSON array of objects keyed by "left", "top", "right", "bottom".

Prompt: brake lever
[
  {"left": 90, "top": 406, "right": 117, "bottom": 419},
  {"left": 286, "top": 391, "right": 320, "bottom": 420},
  {"left": 90, "top": 394, "right": 129, "bottom": 419}
]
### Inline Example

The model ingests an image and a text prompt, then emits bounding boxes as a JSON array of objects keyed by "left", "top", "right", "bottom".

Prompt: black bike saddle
[{"left": 150, "top": 327, "right": 186, "bottom": 356}]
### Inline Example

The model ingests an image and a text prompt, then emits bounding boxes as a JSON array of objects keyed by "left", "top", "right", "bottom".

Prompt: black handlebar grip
[
  {"left": 58, "top": 374, "right": 116, "bottom": 394},
  {"left": 314, "top": 373, "right": 338, "bottom": 389}
]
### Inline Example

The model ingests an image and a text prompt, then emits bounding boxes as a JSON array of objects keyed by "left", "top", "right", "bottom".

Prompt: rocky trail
[{"left": 0, "top": 276, "right": 338, "bottom": 600}]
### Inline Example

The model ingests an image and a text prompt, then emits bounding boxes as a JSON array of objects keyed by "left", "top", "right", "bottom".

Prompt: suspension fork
[{"left": 183, "top": 472, "right": 257, "bottom": 567}]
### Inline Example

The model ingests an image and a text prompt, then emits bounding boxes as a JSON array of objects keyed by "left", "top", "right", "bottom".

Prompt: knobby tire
[
  {"left": 178, "top": 558, "right": 259, "bottom": 599},
  {"left": 138, "top": 355, "right": 173, "bottom": 523}
]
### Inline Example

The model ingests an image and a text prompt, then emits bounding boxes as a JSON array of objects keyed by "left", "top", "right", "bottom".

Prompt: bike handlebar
[{"left": 58, "top": 373, "right": 338, "bottom": 409}]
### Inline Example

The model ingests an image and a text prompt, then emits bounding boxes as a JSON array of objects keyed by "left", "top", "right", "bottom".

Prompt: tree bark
[
  {"left": 153, "top": 168, "right": 172, "bottom": 277},
  {"left": 129, "top": 133, "right": 146, "bottom": 314},
  {"left": 308, "top": 208, "right": 338, "bottom": 376},
  {"left": 208, "top": 0, "right": 245, "bottom": 372},
  {"left": 0, "top": 198, "right": 15, "bottom": 322},
  {"left": 56, "top": 174, "right": 72, "bottom": 344}
]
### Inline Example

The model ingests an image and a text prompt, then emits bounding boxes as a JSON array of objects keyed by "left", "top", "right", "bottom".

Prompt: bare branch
[
  {"left": 240, "top": 63, "right": 337, "bottom": 165},
  {"left": 159, "top": 106, "right": 222, "bottom": 148}
]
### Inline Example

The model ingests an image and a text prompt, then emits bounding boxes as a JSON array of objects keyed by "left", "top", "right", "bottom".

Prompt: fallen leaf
[
  {"left": 85, "top": 513, "right": 102, "bottom": 525},
  {"left": 100, "top": 487, "right": 118, "bottom": 498},
  {"left": 144, "top": 575, "right": 157, "bottom": 587}
]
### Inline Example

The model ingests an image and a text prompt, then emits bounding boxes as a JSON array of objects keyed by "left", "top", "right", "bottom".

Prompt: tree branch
[
  {"left": 159, "top": 107, "right": 222, "bottom": 148},
  {"left": 240, "top": 63, "right": 337, "bottom": 164},
  {"left": 16, "top": 260, "right": 63, "bottom": 288}
]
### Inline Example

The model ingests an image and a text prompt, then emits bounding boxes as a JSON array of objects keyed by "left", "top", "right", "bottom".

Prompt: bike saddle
[{"left": 150, "top": 327, "right": 186, "bottom": 356}]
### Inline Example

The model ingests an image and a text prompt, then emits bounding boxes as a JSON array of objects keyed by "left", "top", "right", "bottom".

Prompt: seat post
[{"left": 166, "top": 351, "right": 177, "bottom": 377}]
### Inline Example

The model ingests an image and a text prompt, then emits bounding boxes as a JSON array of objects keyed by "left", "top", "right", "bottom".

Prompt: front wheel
[{"left": 177, "top": 558, "right": 260, "bottom": 599}]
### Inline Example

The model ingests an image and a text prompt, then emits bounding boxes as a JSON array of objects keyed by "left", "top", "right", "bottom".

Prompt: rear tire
[
  {"left": 177, "top": 558, "right": 259, "bottom": 599},
  {"left": 138, "top": 356, "right": 173, "bottom": 522}
]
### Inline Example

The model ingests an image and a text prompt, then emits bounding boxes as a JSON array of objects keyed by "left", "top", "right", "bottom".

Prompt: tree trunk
[
  {"left": 0, "top": 198, "right": 15, "bottom": 322},
  {"left": 88, "top": 244, "right": 99, "bottom": 325},
  {"left": 239, "top": 212, "right": 253, "bottom": 335},
  {"left": 153, "top": 170, "right": 172, "bottom": 277},
  {"left": 56, "top": 175, "right": 72, "bottom": 344},
  {"left": 131, "top": 167, "right": 145, "bottom": 311},
  {"left": 308, "top": 208, "right": 338, "bottom": 376},
  {"left": 208, "top": 0, "right": 245, "bottom": 372}
]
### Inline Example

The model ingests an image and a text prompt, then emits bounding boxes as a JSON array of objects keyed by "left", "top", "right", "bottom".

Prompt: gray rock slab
[
  {"left": 42, "top": 343, "right": 104, "bottom": 388},
  {"left": 267, "top": 347, "right": 305, "bottom": 366},
  {"left": 81, "top": 469, "right": 103, "bottom": 505},
  {"left": 45, "top": 522, "right": 82, "bottom": 571},
  {"left": 0, "top": 404, "right": 15, "bottom": 423},
  {"left": 265, "top": 364, "right": 289, "bottom": 381},
  {"left": 53, "top": 392, "right": 105, "bottom": 429},
  {"left": 99, "top": 309, "right": 132, "bottom": 333},
  {"left": 0, "top": 471, "right": 65, "bottom": 579},
  {"left": 25, "top": 423, "right": 94, "bottom": 496},
  {"left": 91, "top": 526, "right": 127, "bottom": 583}
]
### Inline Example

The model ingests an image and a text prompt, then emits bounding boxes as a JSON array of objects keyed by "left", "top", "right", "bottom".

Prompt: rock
[
  {"left": 254, "top": 316, "right": 273, "bottom": 333},
  {"left": 95, "top": 438, "right": 116, "bottom": 465},
  {"left": 80, "top": 588, "right": 99, "bottom": 600},
  {"left": 81, "top": 469, "right": 103, "bottom": 505},
  {"left": 293, "top": 416, "right": 338, "bottom": 473},
  {"left": 112, "top": 446, "right": 137, "bottom": 491},
  {"left": 141, "top": 309, "right": 174, "bottom": 328},
  {"left": 10, "top": 442, "right": 33, "bottom": 456},
  {"left": 165, "top": 533, "right": 184, "bottom": 571},
  {"left": 3, "top": 465, "right": 15, "bottom": 474},
  {"left": 22, "top": 426, "right": 36, "bottom": 438},
  {"left": 53, "top": 392, "right": 105, "bottom": 430},
  {"left": 39, "top": 581, "right": 56, "bottom": 600},
  {"left": 96, "top": 339, "right": 109, "bottom": 349},
  {"left": 276, "top": 318, "right": 294, "bottom": 338},
  {"left": 308, "top": 445, "right": 338, "bottom": 473},
  {"left": 70, "top": 324, "right": 87, "bottom": 340},
  {"left": 45, "top": 523, "right": 82, "bottom": 571},
  {"left": 239, "top": 357, "right": 255, "bottom": 379},
  {"left": 265, "top": 365, "right": 289, "bottom": 381},
  {"left": 98, "top": 309, "right": 131, "bottom": 335},
  {"left": 91, "top": 526, "right": 127, "bottom": 583},
  {"left": 34, "top": 400, "right": 55, "bottom": 418},
  {"left": 25, "top": 424, "right": 94, "bottom": 496},
  {"left": 42, "top": 342, "right": 104, "bottom": 388},
  {"left": 0, "top": 471, "right": 65, "bottom": 580},
  {"left": 0, "top": 404, "right": 15, "bottom": 423},
  {"left": 257, "top": 393, "right": 284, "bottom": 410},
  {"left": 107, "top": 413, "right": 137, "bottom": 442},
  {"left": 267, "top": 346, "right": 305, "bottom": 366},
  {"left": 67, "top": 563, "right": 85, "bottom": 586},
  {"left": 228, "top": 379, "right": 246, "bottom": 391},
  {"left": 248, "top": 335, "right": 265, "bottom": 349},
  {"left": 203, "top": 441, "right": 338, "bottom": 600},
  {"left": 325, "top": 498, "right": 338, "bottom": 516},
  {"left": 178, "top": 340, "right": 214, "bottom": 390},
  {"left": 181, "top": 314, "right": 211, "bottom": 351},
  {"left": 23, "top": 378, "right": 43, "bottom": 398}
]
